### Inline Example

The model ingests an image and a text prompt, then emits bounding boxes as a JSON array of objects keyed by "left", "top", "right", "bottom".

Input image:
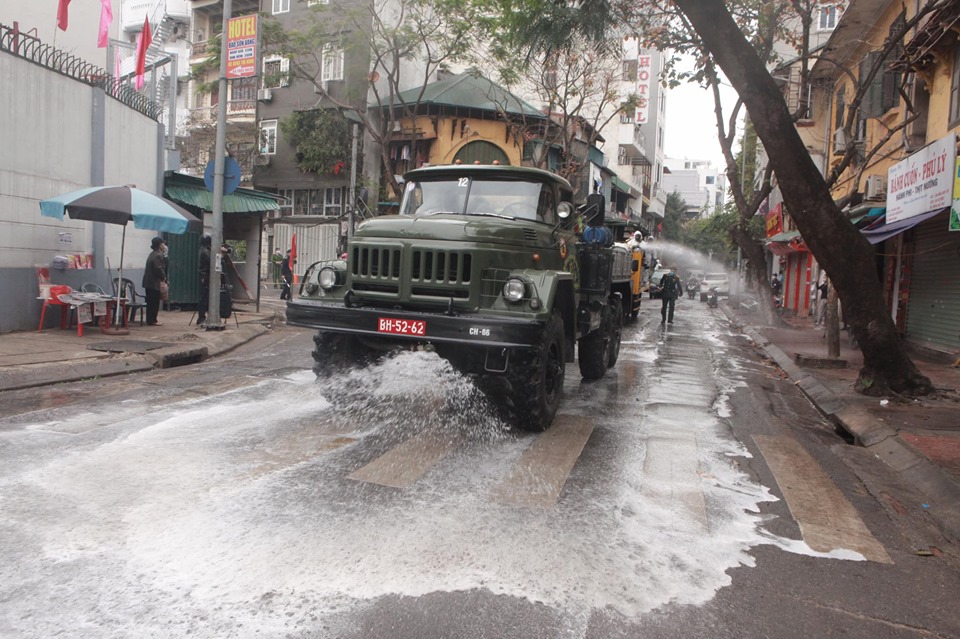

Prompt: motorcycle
[
  {"left": 706, "top": 286, "right": 719, "bottom": 308},
  {"left": 686, "top": 279, "right": 700, "bottom": 300}
]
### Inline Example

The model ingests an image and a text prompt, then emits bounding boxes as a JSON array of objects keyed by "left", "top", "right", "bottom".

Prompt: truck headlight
[
  {"left": 319, "top": 267, "right": 340, "bottom": 291},
  {"left": 502, "top": 278, "right": 526, "bottom": 303}
]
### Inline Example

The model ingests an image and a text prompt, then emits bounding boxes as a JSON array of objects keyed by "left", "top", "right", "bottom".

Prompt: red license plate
[{"left": 377, "top": 317, "right": 426, "bottom": 336}]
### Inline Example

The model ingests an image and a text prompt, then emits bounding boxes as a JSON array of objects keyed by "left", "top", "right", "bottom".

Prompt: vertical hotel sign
[
  {"left": 634, "top": 55, "right": 652, "bottom": 125},
  {"left": 226, "top": 15, "right": 258, "bottom": 79}
]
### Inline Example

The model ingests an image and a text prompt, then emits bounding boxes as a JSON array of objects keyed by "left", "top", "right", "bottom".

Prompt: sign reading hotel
[
  {"left": 634, "top": 55, "right": 652, "bottom": 125},
  {"left": 226, "top": 15, "right": 258, "bottom": 80},
  {"left": 886, "top": 133, "right": 956, "bottom": 223}
]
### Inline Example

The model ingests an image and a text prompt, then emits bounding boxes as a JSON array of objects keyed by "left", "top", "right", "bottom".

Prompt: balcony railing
[{"left": 190, "top": 100, "right": 256, "bottom": 122}]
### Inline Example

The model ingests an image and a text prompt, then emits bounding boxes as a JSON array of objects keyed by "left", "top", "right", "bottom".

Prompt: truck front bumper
[{"left": 287, "top": 299, "right": 544, "bottom": 349}]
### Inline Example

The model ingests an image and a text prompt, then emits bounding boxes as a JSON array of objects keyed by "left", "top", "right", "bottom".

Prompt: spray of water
[
  {"left": 640, "top": 238, "right": 729, "bottom": 276},
  {"left": 316, "top": 350, "right": 511, "bottom": 443}
]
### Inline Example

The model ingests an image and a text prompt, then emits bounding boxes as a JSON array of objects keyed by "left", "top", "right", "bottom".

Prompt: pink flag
[
  {"left": 57, "top": 0, "right": 71, "bottom": 31},
  {"left": 98, "top": 0, "right": 113, "bottom": 48},
  {"left": 135, "top": 16, "right": 152, "bottom": 90}
]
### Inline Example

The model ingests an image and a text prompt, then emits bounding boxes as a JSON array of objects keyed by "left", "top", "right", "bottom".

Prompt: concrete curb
[
  {"left": 0, "top": 323, "right": 272, "bottom": 392},
  {"left": 729, "top": 309, "right": 960, "bottom": 542}
]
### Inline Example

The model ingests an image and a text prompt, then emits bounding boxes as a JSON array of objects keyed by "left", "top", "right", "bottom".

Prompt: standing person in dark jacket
[
  {"left": 196, "top": 234, "right": 212, "bottom": 326},
  {"left": 658, "top": 268, "right": 683, "bottom": 324},
  {"left": 142, "top": 236, "right": 167, "bottom": 326},
  {"left": 280, "top": 249, "right": 293, "bottom": 300}
]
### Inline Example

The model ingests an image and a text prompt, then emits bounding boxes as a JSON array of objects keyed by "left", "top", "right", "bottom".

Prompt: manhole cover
[{"left": 87, "top": 340, "right": 173, "bottom": 353}]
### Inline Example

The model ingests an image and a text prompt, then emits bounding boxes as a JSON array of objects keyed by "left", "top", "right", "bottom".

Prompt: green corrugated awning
[
  {"left": 611, "top": 175, "right": 632, "bottom": 193},
  {"left": 767, "top": 229, "right": 800, "bottom": 242},
  {"left": 164, "top": 173, "right": 280, "bottom": 213}
]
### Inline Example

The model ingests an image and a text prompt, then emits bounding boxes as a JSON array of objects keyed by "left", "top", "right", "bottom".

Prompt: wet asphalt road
[{"left": 0, "top": 298, "right": 958, "bottom": 638}]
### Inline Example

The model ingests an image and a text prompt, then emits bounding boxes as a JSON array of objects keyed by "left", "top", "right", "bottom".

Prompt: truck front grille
[
  {"left": 411, "top": 250, "right": 472, "bottom": 285},
  {"left": 352, "top": 246, "right": 402, "bottom": 279}
]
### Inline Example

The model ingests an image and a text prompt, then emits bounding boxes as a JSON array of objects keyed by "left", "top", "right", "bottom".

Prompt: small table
[{"left": 55, "top": 292, "right": 123, "bottom": 336}]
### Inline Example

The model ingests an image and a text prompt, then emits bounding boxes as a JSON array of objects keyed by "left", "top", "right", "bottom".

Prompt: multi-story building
[
  {"left": 662, "top": 158, "right": 726, "bottom": 218},
  {"left": 603, "top": 37, "right": 665, "bottom": 235},
  {"left": 768, "top": 0, "right": 959, "bottom": 358}
]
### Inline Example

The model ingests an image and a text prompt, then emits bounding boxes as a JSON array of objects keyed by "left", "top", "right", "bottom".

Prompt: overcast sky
[{"left": 662, "top": 58, "right": 742, "bottom": 172}]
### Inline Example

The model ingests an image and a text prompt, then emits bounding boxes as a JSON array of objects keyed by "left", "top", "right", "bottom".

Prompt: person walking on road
[
  {"left": 280, "top": 249, "right": 294, "bottom": 300},
  {"left": 142, "top": 236, "right": 167, "bottom": 326},
  {"left": 659, "top": 268, "right": 683, "bottom": 324}
]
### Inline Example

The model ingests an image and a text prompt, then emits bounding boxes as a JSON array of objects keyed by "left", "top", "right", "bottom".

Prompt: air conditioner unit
[
  {"left": 833, "top": 128, "right": 846, "bottom": 154},
  {"left": 865, "top": 174, "right": 886, "bottom": 200},
  {"left": 257, "top": 88, "right": 272, "bottom": 102}
]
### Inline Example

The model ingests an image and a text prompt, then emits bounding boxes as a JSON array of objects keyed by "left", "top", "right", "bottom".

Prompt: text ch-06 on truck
[{"left": 286, "top": 165, "right": 636, "bottom": 431}]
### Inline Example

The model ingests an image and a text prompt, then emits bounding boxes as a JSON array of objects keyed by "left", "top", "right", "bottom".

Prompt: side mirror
[
  {"left": 557, "top": 202, "right": 573, "bottom": 220},
  {"left": 631, "top": 259, "right": 639, "bottom": 273}
]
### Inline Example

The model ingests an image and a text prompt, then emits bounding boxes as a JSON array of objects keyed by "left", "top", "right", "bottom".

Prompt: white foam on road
[{"left": 0, "top": 334, "right": 870, "bottom": 637}]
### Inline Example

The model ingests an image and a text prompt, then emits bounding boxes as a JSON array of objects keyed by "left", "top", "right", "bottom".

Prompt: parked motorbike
[{"left": 706, "top": 286, "right": 719, "bottom": 308}]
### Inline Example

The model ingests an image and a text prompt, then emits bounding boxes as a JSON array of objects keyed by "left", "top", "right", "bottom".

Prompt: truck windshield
[{"left": 400, "top": 178, "right": 554, "bottom": 224}]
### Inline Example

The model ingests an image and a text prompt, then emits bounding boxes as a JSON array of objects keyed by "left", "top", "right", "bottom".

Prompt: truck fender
[{"left": 517, "top": 269, "right": 576, "bottom": 363}]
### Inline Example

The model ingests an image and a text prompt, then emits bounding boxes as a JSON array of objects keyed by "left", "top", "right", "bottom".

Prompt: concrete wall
[{"left": 0, "top": 49, "right": 163, "bottom": 333}]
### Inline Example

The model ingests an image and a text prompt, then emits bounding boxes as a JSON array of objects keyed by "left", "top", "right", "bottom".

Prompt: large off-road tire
[
  {"left": 607, "top": 299, "right": 623, "bottom": 368},
  {"left": 312, "top": 331, "right": 374, "bottom": 377},
  {"left": 506, "top": 310, "right": 565, "bottom": 431},
  {"left": 578, "top": 306, "right": 611, "bottom": 380}
]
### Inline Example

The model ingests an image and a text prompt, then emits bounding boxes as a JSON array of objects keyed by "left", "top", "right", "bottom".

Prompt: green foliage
[
  {"left": 189, "top": 33, "right": 222, "bottom": 95},
  {"left": 662, "top": 191, "right": 686, "bottom": 241},
  {"left": 682, "top": 209, "right": 737, "bottom": 267},
  {"left": 279, "top": 110, "right": 351, "bottom": 175}
]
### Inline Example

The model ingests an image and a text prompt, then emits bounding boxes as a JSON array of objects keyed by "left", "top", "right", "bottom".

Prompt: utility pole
[
  {"left": 348, "top": 123, "right": 358, "bottom": 241},
  {"left": 207, "top": 0, "right": 232, "bottom": 330}
]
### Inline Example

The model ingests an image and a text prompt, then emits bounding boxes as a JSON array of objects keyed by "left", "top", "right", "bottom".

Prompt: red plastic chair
[{"left": 38, "top": 285, "right": 75, "bottom": 332}]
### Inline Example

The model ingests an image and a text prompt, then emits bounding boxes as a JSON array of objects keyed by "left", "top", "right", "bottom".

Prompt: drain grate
[{"left": 87, "top": 340, "right": 173, "bottom": 354}]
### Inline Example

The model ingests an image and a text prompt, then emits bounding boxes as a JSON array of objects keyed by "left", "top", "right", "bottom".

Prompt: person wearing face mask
[{"left": 142, "top": 236, "right": 168, "bottom": 326}]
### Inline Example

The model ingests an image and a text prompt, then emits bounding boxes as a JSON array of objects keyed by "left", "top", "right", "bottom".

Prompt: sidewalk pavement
[
  {"left": 0, "top": 299, "right": 285, "bottom": 393},
  {"left": 724, "top": 302, "right": 960, "bottom": 543}
]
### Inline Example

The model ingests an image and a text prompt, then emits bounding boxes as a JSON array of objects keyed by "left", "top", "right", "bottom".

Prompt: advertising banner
[
  {"left": 765, "top": 202, "right": 783, "bottom": 237},
  {"left": 951, "top": 156, "right": 960, "bottom": 231},
  {"left": 886, "top": 133, "right": 956, "bottom": 223},
  {"left": 226, "top": 15, "right": 258, "bottom": 80}
]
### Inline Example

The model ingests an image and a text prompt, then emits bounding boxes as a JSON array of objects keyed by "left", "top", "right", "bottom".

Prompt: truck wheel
[
  {"left": 578, "top": 306, "right": 611, "bottom": 380},
  {"left": 607, "top": 300, "right": 623, "bottom": 368},
  {"left": 312, "top": 332, "right": 372, "bottom": 377},
  {"left": 507, "top": 310, "right": 565, "bottom": 431}
]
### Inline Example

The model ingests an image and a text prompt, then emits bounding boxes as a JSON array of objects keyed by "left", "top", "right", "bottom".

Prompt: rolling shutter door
[{"left": 905, "top": 211, "right": 960, "bottom": 353}]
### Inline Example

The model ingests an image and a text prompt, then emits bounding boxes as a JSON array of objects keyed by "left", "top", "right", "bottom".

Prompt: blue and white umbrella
[
  {"left": 40, "top": 185, "right": 201, "bottom": 233},
  {"left": 40, "top": 185, "right": 202, "bottom": 329}
]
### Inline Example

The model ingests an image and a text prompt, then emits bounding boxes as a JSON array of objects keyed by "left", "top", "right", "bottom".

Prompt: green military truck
[{"left": 287, "top": 165, "right": 634, "bottom": 431}]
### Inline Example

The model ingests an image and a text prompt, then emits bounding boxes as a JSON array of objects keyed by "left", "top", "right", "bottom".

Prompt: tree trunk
[
  {"left": 674, "top": 0, "right": 933, "bottom": 396},
  {"left": 730, "top": 226, "right": 785, "bottom": 326}
]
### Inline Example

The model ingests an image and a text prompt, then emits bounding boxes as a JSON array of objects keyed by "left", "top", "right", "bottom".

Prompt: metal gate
[
  {"left": 905, "top": 210, "right": 960, "bottom": 353},
  {"left": 271, "top": 222, "right": 340, "bottom": 279}
]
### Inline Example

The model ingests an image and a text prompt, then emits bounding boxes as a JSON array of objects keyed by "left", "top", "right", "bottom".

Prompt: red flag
[
  {"left": 57, "top": 0, "right": 71, "bottom": 31},
  {"left": 135, "top": 16, "right": 152, "bottom": 90},
  {"left": 289, "top": 234, "right": 298, "bottom": 273}
]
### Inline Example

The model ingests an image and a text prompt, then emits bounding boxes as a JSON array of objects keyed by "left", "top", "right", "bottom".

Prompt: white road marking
[
  {"left": 754, "top": 434, "right": 891, "bottom": 563},
  {"left": 347, "top": 430, "right": 464, "bottom": 488},
  {"left": 492, "top": 414, "right": 594, "bottom": 508}
]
